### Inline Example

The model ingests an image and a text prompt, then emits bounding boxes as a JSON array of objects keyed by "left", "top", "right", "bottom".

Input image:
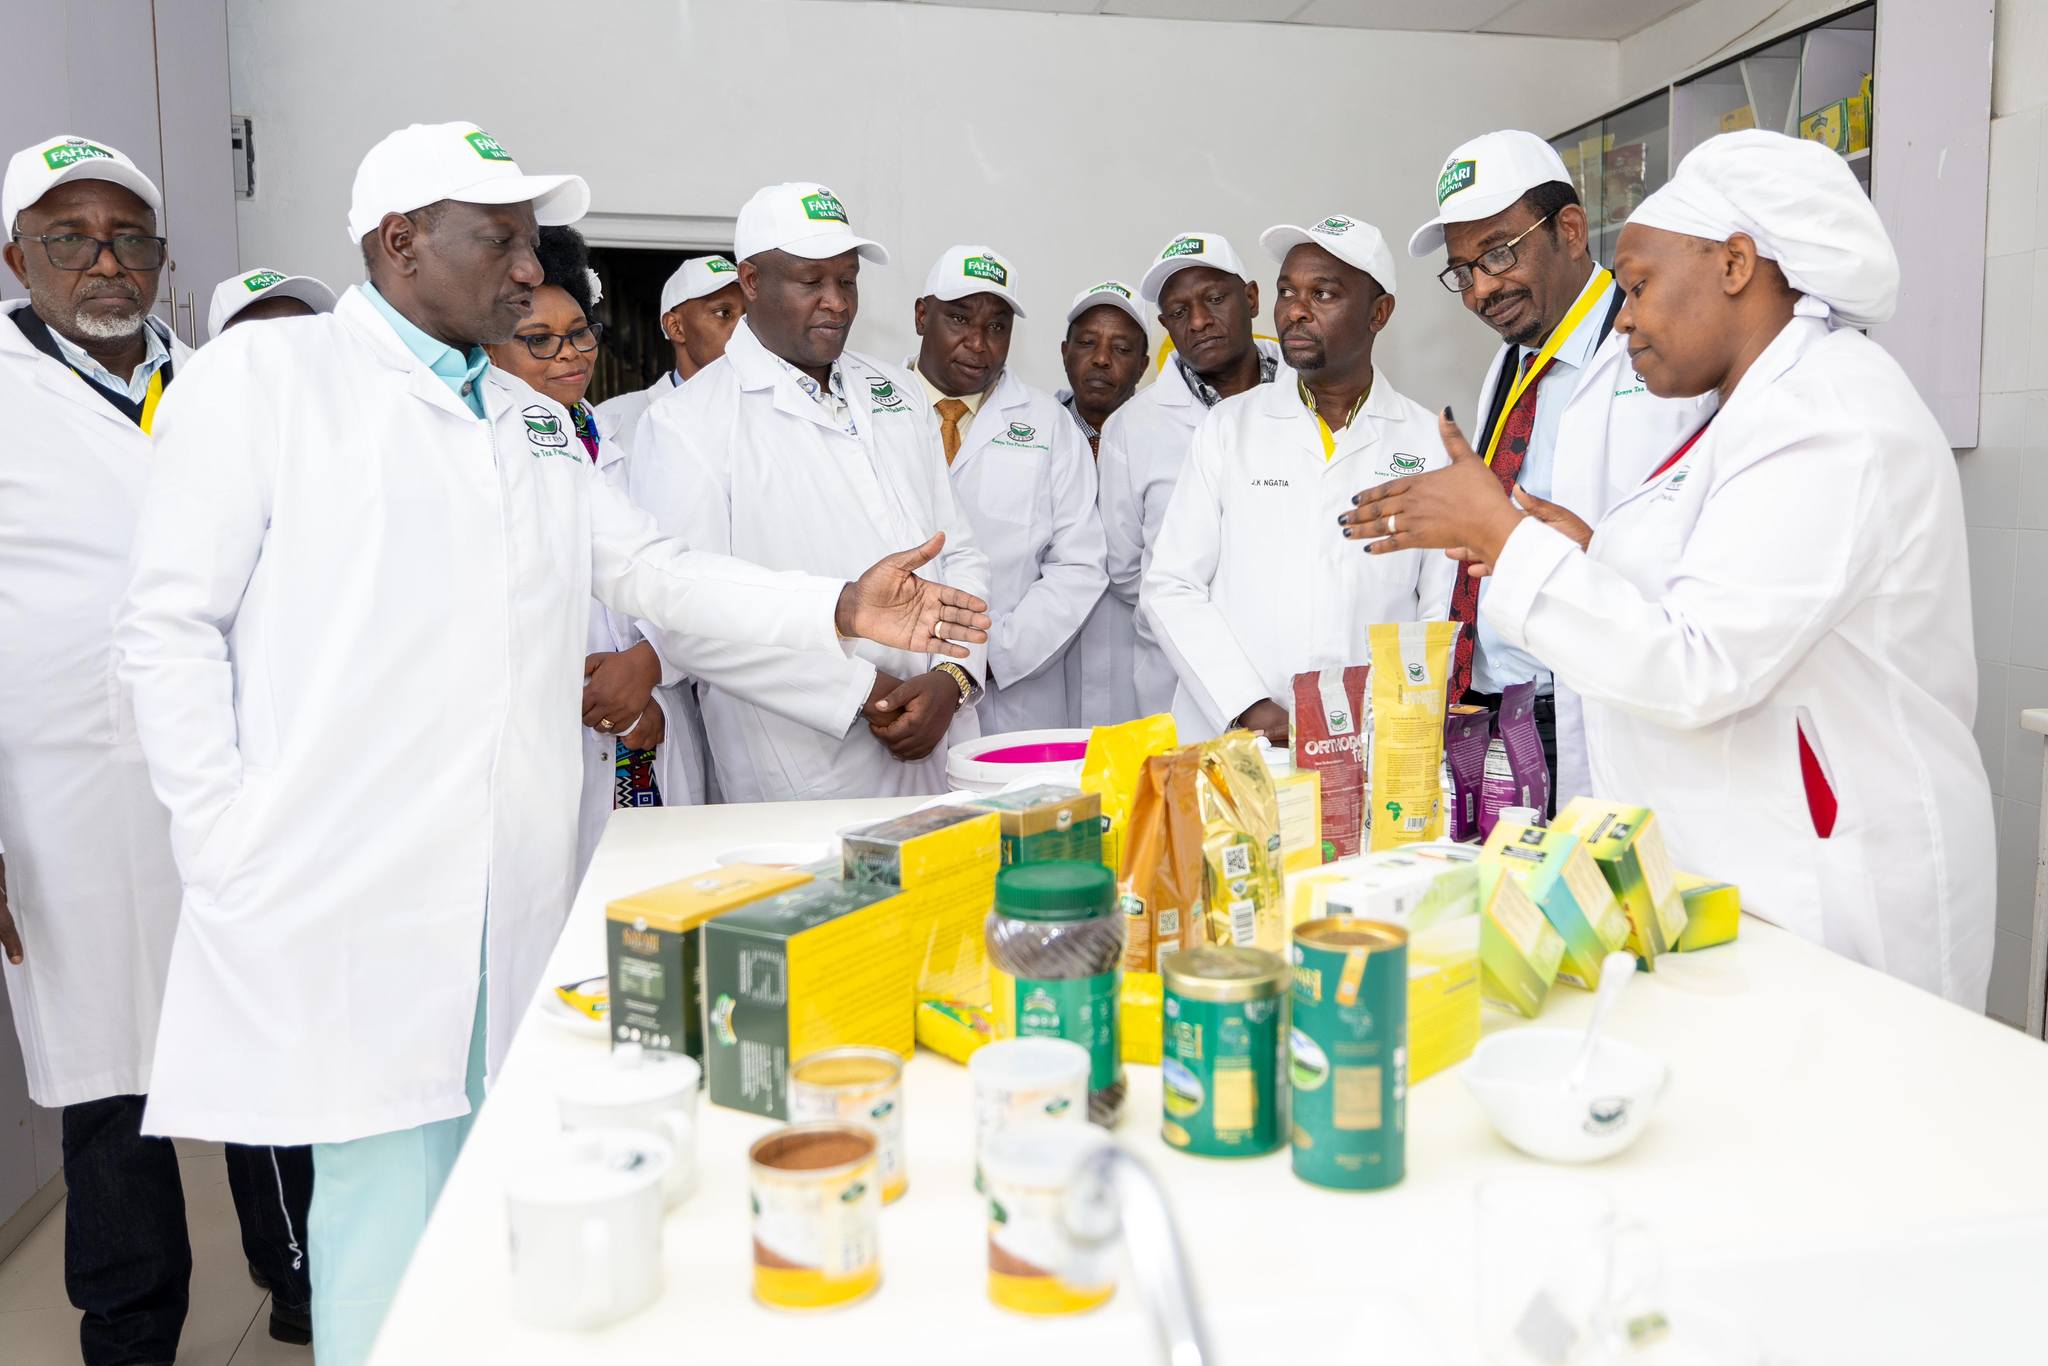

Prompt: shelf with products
[{"left": 1543, "top": 0, "right": 1987, "bottom": 446}]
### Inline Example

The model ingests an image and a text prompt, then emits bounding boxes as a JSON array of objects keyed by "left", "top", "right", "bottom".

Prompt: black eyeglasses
[
  {"left": 1437, "top": 213, "right": 1555, "bottom": 293},
  {"left": 515, "top": 321, "right": 604, "bottom": 360},
  {"left": 13, "top": 232, "right": 169, "bottom": 272}
]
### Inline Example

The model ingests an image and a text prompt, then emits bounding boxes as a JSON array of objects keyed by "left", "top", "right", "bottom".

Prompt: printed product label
[
  {"left": 998, "top": 971, "right": 1118, "bottom": 1091},
  {"left": 750, "top": 1159, "right": 880, "bottom": 1308},
  {"left": 788, "top": 1083, "right": 907, "bottom": 1201},
  {"left": 985, "top": 1170, "right": 1115, "bottom": 1314}
]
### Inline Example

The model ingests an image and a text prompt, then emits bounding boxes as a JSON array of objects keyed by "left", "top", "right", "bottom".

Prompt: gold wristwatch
[{"left": 933, "top": 660, "right": 978, "bottom": 704}]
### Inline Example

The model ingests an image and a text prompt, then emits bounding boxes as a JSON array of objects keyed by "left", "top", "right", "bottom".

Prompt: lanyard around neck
[{"left": 1481, "top": 266, "right": 1613, "bottom": 467}]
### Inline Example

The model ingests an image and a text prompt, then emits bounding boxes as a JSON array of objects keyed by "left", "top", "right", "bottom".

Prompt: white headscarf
[{"left": 1628, "top": 129, "right": 1898, "bottom": 329}]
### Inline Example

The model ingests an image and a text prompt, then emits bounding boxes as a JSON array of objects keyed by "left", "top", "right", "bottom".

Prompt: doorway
[{"left": 587, "top": 243, "right": 733, "bottom": 404}]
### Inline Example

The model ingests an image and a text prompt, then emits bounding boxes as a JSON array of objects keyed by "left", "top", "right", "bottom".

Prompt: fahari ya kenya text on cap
[
  {"left": 207, "top": 269, "right": 338, "bottom": 339},
  {"left": 4, "top": 135, "right": 162, "bottom": 230},
  {"left": 733, "top": 183, "right": 889, "bottom": 265},
  {"left": 1063, "top": 280, "right": 1146, "bottom": 331},
  {"left": 1138, "top": 230, "right": 1248, "bottom": 305},
  {"left": 345, "top": 122, "right": 589, "bottom": 246},
  {"left": 659, "top": 255, "right": 740, "bottom": 315},
  {"left": 1406, "top": 129, "right": 1574, "bottom": 259},
  {"left": 923, "top": 244, "right": 1026, "bottom": 317}
]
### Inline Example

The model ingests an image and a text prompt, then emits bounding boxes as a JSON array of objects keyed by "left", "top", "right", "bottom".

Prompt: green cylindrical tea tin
[
  {"left": 1289, "top": 917, "right": 1407, "bottom": 1191},
  {"left": 1161, "top": 946, "right": 1288, "bottom": 1157}
]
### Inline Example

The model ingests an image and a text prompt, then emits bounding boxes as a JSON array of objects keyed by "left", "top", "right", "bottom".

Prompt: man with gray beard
[{"left": 1, "top": 135, "right": 312, "bottom": 1360}]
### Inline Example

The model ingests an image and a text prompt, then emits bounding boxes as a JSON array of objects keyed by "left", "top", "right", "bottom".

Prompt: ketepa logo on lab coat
[
  {"left": 868, "top": 378, "right": 910, "bottom": 412},
  {"left": 994, "top": 421, "right": 1048, "bottom": 450},
  {"left": 521, "top": 405, "right": 572, "bottom": 454}
]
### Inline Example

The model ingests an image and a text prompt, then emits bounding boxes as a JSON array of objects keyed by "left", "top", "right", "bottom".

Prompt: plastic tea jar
[{"left": 985, "top": 861, "right": 1125, "bottom": 1126}]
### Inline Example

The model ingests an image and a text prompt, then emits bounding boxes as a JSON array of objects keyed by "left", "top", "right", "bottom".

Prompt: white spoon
[{"left": 1566, "top": 951, "right": 1641, "bottom": 1090}]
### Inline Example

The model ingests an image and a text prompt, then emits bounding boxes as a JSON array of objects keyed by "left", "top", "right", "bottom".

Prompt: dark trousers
[
  {"left": 1462, "top": 689, "right": 1560, "bottom": 817},
  {"left": 61, "top": 1095, "right": 313, "bottom": 1365}
]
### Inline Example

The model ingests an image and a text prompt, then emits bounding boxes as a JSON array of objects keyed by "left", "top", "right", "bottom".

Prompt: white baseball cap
[
  {"left": 733, "top": 182, "right": 888, "bottom": 265},
  {"left": 345, "top": 122, "right": 589, "bottom": 246},
  {"left": 1261, "top": 214, "right": 1398, "bottom": 297},
  {"left": 1406, "top": 129, "right": 1573, "bottom": 258},
  {"left": 658, "top": 255, "right": 740, "bottom": 315},
  {"left": 1063, "top": 279, "right": 1146, "bottom": 331},
  {"left": 4, "top": 134, "right": 162, "bottom": 231},
  {"left": 922, "top": 244, "right": 1026, "bottom": 318},
  {"left": 1138, "top": 230, "right": 1248, "bottom": 304},
  {"left": 207, "top": 268, "right": 338, "bottom": 339}
]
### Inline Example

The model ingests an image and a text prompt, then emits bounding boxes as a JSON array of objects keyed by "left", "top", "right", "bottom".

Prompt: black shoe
[
  {"left": 247, "top": 1260, "right": 266, "bottom": 1290},
  {"left": 268, "top": 1299, "right": 313, "bottom": 1347}
]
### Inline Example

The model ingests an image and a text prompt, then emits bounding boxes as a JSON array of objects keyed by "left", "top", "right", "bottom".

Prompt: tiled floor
[{"left": 0, "top": 1140, "right": 313, "bottom": 1366}]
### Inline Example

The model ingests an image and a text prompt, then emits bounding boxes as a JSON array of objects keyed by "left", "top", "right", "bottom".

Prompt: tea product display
[
  {"left": 606, "top": 865, "right": 814, "bottom": 1061},
  {"left": 1478, "top": 681, "right": 1550, "bottom": 837},
  {"left": 1196, "top": 732, "right": 1286, "bottom": 952},
  {"left": 842, "top": 806, "right": 1001, "bottom": 1005},
  {"left": 1318, "top": 846, "right": 1481, "bottom": 1083},
  {"left": 1080, "top": 713, "right": 1178, "bottom": 874},
  {"left": 1292, "top": 664, "right": 1370, "bottom": 858},
  {"left": 968, "top": 786, "right": 1103, "bottom": 867},
  {"left": 1116, "top": 749, "right": 1206, "bottom": 973},
  {"left": 1443, "top": 703, "right": 1491, "bottom": 842},
  {"left": 985, "top": 861, "right": 1126, "bottom": 1126},
  {"left": 702, "top": 879, "right": 915, "bottom": 1119},
  {"left": 1366, "top": 621, "right": 1461, "bottom": 851},
  {"left": 1673, "top": 872, "right": 1740, "bottom": 951},
  {"left": 1479, "top": 822, "right": 1631, "bottom": 991},
  {"left": 1554, "top": 798, "right": 1689, "bottom": 967}
]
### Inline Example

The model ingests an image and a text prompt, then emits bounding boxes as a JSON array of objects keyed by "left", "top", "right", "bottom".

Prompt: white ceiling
[{"left": 807, "top": 0, "right": 1705, "bottom": 41}]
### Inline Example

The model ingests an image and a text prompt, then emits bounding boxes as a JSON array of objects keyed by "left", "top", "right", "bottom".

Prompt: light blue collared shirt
[
  {"left": 47, "top": 317, "right": 171, "bottom": 405},
  {"left": 1471, "top": 275, "right": 1618, "bottom": 697},
  {"left": 360, "top": 282, "right": 491, "bottom": 418}
]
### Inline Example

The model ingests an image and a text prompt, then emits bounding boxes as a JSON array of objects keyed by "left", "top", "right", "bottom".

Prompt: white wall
[{"left": 224, "top": 0, "right": 1615, "bottom": 402}]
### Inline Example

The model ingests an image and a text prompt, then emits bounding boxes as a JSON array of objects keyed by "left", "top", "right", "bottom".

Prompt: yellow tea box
[
  {"left": 1273, "top": 768, "right": 1324, "bottom": 876},
  {"left": 1120, "top": 971, "right": 1163, "bottom": 1065},
  {"left": 606, "top": 865, "right": 812, "bottom": 1061},
  {"left": 1480, "top": 823, "right": 1631, "bottom": 991},
  {"left": 967, "top": 786, "right": 1103, "bottom": 866},
  {"left": 1321, "top": 848, "right": 1481, "bottom": 1082},
  {"left": 1673, "top": 872, "right": 1741, "bottom": 952},
  {"left": 843, "top": 807, "right": 1001, "bottom": 1005},
  {"left": 703, "top": 879, "right": 916, "bottom": 1118},
  {"left": 1473, "top": 848, "right": 1568, "bottom": 1018},
  {"left": 1554, "top": 798, "right": 1688, "bottom": 967}
]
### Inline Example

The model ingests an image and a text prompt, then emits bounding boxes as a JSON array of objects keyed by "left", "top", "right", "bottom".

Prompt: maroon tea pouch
[{"left": 1292, "top": 665, "right": 1369, "bottom": 858}]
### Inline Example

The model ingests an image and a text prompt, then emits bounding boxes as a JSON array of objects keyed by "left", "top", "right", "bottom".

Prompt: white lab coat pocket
[
  {"left": 189, "top": 767, "right": 271, "bottom": 898},
  {"left": 104, "top": 605, "right": 140, "bottom": 753}
]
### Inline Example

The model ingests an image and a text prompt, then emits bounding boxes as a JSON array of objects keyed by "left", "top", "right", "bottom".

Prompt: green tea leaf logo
[{"left": 1007, "top": 422, "right": 1036, "bottom": 442}]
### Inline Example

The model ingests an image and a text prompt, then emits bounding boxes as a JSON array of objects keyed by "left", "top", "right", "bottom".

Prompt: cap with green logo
[
  {"left": 924, "top": 243, "right": 1025, "bottom": 317},
  {"left": 1406, "top": 129, "right": 1572, "bottom": 259},
  {"left": 1138, "top": 229, "right": 1247, "bottom": 304},
  {"left": 4, "top": 134, "right": 164, "bottom": 232},
  {"left": 207, "top": 268, "right": 338, "bottom": 340},
  {"left": 734, "top": 180, "right": 889, "bottom": 265},
  {"left": 1260, "top": 214, "right": 1398, "bottom": 298},
  {"left": 659, "top": 254, "right": 743, "bottom": 314},
  {"left": 345, "top": 120, "right": 589, "bottom": 247},
  {"left": 1063, "top": 278, "right": 1147, "bottom": 330}
]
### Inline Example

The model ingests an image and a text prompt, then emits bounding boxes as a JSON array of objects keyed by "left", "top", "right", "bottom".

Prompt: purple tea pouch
[
  {"left": 1443, "top": 704, "right": 1492, "bottom": 841},
  {"left": 1496, "top": 680, "right": 1551, "bottom": 818}
]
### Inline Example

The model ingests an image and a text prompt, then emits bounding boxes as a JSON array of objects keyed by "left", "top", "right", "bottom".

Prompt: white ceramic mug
[
  {"left": 1501, "top": 805, "right": 1543, "bottom": 829},
  {"left": 557, "top": 1044, "right": 699, "bottom": 1205},
  {"left": 505, "top": 1127, "right": 667, "bottom": 1330}
]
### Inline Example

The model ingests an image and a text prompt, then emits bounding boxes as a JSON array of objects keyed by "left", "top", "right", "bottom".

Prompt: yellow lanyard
[
  {"left": 1481, "top": 266, "right": 1612, "bottom": 466},
  {"left": 137, "top": 368, "right": 165, "bottom": 434}
]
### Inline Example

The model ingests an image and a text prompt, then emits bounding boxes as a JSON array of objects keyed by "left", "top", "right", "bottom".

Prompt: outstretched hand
[
  {"left": 1337, "top": 410, "right": 1525, "bottom": 569},
  {"left": 835, "top": 533, "right": 992, "bottom": 660}
]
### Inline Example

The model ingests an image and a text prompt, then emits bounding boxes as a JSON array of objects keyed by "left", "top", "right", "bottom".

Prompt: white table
[{"left": 371, "top": 801, "right": 2048, "bottom": 1365}]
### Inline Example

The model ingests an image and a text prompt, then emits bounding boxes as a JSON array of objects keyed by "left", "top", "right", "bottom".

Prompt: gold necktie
[{"left": 936, "top": 397, "right": 969, "bottom": 465}]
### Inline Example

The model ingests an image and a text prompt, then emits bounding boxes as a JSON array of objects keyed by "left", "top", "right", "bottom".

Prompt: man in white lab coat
[
  {"left": 1054, "top": 280, "right": 1151, "bottom": 727},
  {"left": 910, "top": 245, "right": 1107, "bottom": 735},
  {"left": 593, "top": 252, "right": 743, "bottom": 438},
  {"left": 1146, "top": 215, "right": 1455, "bottom": 743},
  {"left": 114, "top": 128, "right": 988, "bottom": 1365},
  {"left": 1405, "top": 129, "right": 1714, "bottom": 810},
  {"left": 632, "top": 184, "right": 992, "bottom": 802},
  {"left": 1098, "top": 232, "right": 1282, "bottom": 720},
  {"left": 0, "top": 135, "right": 318, "bottom": 1360}
]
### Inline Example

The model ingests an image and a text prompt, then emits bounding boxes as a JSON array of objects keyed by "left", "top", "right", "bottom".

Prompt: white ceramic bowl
[{"left": 1460, "top": 1027, "right": 1669, "bottom": 1163}]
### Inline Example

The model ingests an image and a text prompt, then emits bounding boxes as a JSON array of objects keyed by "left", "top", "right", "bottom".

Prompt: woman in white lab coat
[
  {"left": 485, "top": 229, "right": 711, "bottom": 877},
  {"left": 1344, "top": 130, "right": 1994, "bottom": 1007}
]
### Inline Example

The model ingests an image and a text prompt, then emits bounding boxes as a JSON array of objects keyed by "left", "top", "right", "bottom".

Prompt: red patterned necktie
[{"left": 1449, "top": 351, "right": 1549, "bottom": 700}]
